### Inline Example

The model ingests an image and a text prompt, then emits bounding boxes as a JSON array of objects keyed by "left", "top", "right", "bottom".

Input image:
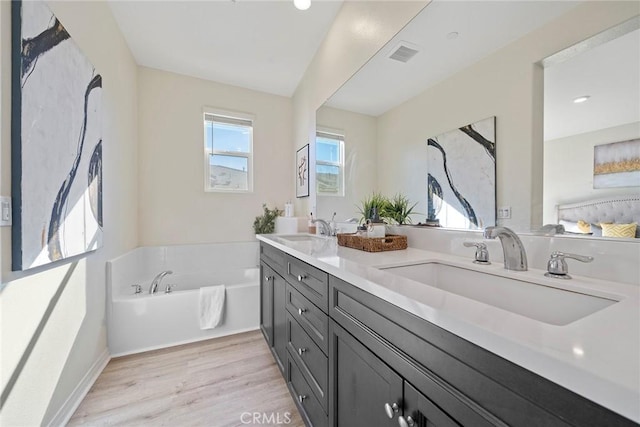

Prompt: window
[
  {"left": 204, "top": 109, "right": 253, "bottom": 192},
  {"left": 316, "top": 131, "right": 344, "bottom": 196}
]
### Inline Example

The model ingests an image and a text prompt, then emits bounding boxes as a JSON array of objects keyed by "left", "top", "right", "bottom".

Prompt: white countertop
[{"left": 257, "top": 233, "right": 640, "bottom": 423}]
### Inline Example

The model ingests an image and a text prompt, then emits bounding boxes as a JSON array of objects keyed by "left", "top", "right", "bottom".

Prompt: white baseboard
[{"left": 47, "top": 349, "right": 110, "bottom": 427}]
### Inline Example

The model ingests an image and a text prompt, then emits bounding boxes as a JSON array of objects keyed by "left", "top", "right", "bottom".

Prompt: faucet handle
[
  {"left": 463, "top": 242, "right": 491, "bottom": 265},
  {"left": 165, "top": 284, "right": 177, "bottom": 294},
  {"left": 131, "top": 284, "right": 142, "bottom": 294},
  {"left": 545, "top": 251, "right": 593, "bottom": 279}
]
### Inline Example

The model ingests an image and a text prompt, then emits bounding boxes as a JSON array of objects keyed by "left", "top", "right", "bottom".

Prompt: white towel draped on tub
[{"left": 199, "top": 285, "right": 226, "bottom": 329}]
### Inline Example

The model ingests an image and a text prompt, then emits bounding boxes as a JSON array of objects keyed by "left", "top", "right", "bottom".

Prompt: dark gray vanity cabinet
[
  {"left": 330, "top": 321, "right": 458, "bottom": 427},
  {"left": 259, "top": 261, "right": 274, "bottom": 346},
  {"left": 260, "top": 243, "right": 636, "bottom": 427},
  {"left": 330, "top": 321, "right": 402, "bottom": 427},
  {"left": 284, "top": 253, "right": 330, "bottom": 427},
  {"left": 272, "top": 272, "right": 287, "bottom": 373},
  {"left": 330, "top": 275, "right": 637, "bottom": 427},
  {"left": 260, "top": 243, "right": 329, "bottom": 427},
  {"left": 260, "top": 245, "right": 287, "bottom": 375}
]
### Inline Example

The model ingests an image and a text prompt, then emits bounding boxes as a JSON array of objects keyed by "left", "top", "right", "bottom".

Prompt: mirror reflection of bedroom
[{"left": 542, "top": 18, "right": 640, "bottom": 238}]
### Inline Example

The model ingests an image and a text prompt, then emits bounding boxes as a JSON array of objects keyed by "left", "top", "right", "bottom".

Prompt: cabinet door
[
  {"left": 402, "top": 382, "right": 458, "bottom": 427},
  {"left": 260, "top": 262, "right": 274, "bottom": 346},
  {"left": 273, "top": 272, "right": 287, "bottom": 374},
  {"left": 331, "top": 322, "right": 402, "bottom": 427}
]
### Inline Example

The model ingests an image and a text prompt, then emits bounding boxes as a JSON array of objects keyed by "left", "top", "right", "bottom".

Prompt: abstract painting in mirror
[{"left": 427, "top": 117, "right": 496, "bottom": 229}]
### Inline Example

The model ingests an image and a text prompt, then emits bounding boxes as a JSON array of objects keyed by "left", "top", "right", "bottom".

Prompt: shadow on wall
[
  {"left": 0, "top": 233, "right": 99, "bottom": 423},
  {"left": 0, "top": 259, "right": 81, "bottom": 409}
]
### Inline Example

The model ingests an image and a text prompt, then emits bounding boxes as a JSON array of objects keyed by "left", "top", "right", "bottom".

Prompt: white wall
[
  {"left": 376, "top": 1, "right": 639, "bottom": 232},
  {"left": 543, "top": 122, "right": 640, "bottom": 223},
  {"left": 137, "top": 67, "right": 292, "bottom": 246},
  {"left": 316, "top": 106, "right": 377, "bottom": 221},
  {"left": 0, "top": 1, "right": 138, "bottom": 425},
  {"left": 292, "top": 1, "right": 428, "bottom": 219}
]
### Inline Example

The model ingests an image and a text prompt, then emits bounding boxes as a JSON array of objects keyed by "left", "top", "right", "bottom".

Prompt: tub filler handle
[
  {"left": 131, "top": 284, "right": 142, "bottom": 294},
  {"left": 165, "top": 284, "right": 177, "bottom": 294}
]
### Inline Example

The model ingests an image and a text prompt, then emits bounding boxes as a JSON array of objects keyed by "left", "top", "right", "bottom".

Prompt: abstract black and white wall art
[
  {"left": 11, "top": 0, "right": 103, "bottom": 271},
  {"left": 427, "top": 117, "right": 496, "bottom": 230},
  {"left": 296, "top": 144, "right": 309, "bottom": 198}
]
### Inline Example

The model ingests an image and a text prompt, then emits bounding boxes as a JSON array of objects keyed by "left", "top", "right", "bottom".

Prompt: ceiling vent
[{"left": 388, "top": 42, "right": 420, "bottom": 63}]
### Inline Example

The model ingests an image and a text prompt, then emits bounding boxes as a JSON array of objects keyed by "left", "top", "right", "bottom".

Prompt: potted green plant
[
  {"left": 253, "top": 204, "right": 282, "bottom": 234},
  {"left": 384, "top": 193, "right": 418, "bottom": 225},
  {"left": 356, "top": 192, "right": 390, "bottom": 224}
]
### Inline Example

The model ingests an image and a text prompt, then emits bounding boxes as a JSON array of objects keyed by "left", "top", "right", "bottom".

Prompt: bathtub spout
[{"left": 149, "top": 270, "right": 173, "bottom": 294}]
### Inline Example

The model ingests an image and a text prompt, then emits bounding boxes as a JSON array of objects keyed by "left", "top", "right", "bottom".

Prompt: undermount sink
[
  {"left": 380, "top": 262, "right": 618, "bottom": 326},
  {"left": 277, "top": 234, "right": 327, "bottom": 243}
]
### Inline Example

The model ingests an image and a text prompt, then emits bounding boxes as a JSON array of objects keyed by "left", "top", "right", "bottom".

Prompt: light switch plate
[
  {"left": 497, "top": 206, "right": 512, "bottom": 219},
  {"left": 1, "top": 196, "right": 12, "bottom": 226}
]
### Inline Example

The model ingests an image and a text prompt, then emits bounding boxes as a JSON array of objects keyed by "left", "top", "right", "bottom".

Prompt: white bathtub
[{"left": 107, "top": 242, "right": 260, "bottom": 356}]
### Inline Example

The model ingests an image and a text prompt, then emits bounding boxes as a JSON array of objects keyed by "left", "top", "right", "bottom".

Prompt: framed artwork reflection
[{"left": 296, "top": 144, "right": 309, "bottom": 198}]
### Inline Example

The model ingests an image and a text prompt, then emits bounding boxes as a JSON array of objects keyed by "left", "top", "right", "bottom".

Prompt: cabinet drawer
[
  {"left": 260, "top": 243, "right": 286, "bottom": 275},
  {"left": 288, "top": 355, "right": 327, "bottom": 427},
  {"left": 287, "top": 312, "right": 328, "bottom": 411},
  {"left": 286, "top": 283, "right": 329, "bottom": 355},
  {"left": 286, "top": 255, "right": 328, "bottom": 313}
]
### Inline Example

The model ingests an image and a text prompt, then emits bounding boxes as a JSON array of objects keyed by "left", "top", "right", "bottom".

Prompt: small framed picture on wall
[{"left": 296, "top": 144, "right": 309, "bottom": 198}]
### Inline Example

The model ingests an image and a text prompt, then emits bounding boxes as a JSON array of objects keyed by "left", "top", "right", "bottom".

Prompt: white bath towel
[{"left": 199, "top": 285, "right": 226, "bottom": 329}]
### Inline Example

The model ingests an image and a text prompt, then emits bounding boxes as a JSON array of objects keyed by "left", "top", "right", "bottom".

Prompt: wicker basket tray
[{"left": 337, "top": 233, "right": 408, "bottom": 252}]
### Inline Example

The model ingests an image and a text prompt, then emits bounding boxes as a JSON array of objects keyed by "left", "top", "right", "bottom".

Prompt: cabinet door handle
[
  {"left": 398, "top": 416, "right": 415, "bottom": 427},
  {"left": 264, "top": 275, "right": 272, "bottom": 282},
  {"left": 298, "top": 394, "right": 307, "bottom": 404},
  {"left": 297, "top": 274, "right": 307, "bottom": 282},
  {"left": 384, "top": 402, "right": 399, "bottom": 419},
  {"left": 298, "top": 307, "right": 307, "bottom": 316},
  {"left": 298, "top": 347, "right": 307, "bottom": 356}
]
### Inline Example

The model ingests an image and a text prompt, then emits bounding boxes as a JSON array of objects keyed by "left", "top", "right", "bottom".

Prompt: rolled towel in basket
[{"left": 199, "top": 285, "right": 226, "bottom": 329}]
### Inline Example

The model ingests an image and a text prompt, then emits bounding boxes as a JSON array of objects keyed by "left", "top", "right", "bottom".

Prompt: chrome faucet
[
  {"left": 149, "top": 270, "right": 173, "bottom": 294},
  {"left": 483, "top": 226, "right": 528, "bottom": 271},
  {"left": 313, "top": 219, "right": 334, "bottom": 236}
]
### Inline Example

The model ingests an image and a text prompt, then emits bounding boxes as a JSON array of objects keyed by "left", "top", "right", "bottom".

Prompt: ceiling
[
  {"left": 109, "top": 0, "right": 639, "bottom": 140},
  {"left": 108, "top": 0, "right": 343, "bottom": 97},
  {"left": 325, "top": 1, "right": 581, "bottom": 116},
  {"left": 544, "top": 28, "right": 640, "bottom": 141}
]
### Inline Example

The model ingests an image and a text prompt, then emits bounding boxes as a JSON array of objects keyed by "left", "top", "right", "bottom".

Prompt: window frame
[
  {"left": 203, "top": 107, "right": 255, "bottom": 193},
  {"left": 315, "top": 130, "right": 345, "bottom": 197}
]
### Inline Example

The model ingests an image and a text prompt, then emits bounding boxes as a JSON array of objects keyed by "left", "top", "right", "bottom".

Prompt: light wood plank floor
[{"left": 69, "top": 331, "right": 304, "bottom": 426}]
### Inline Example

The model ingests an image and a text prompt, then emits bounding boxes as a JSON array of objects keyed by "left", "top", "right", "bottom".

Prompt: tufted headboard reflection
[{"left": 556, "top": 195, "right": 640, "bottom": 237}]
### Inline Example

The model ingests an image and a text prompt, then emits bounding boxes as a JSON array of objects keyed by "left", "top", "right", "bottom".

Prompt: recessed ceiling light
[
  {"left": 446, "top": 31, "right": 459, "bottom": 40},
  {"left": 573, "top": 95, "right": 590, "bottom": 103},
  {"left": 294, "top": 0, "right": 310, "bottom": 11}
]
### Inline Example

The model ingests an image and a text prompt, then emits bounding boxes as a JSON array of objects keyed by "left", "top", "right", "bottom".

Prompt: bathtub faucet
[{"left": 149, "top": 270, "right": 173, "bottom": 294}]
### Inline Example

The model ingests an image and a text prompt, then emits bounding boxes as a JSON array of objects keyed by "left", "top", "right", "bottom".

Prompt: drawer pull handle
[
  {"left": 298, "top": 394, "right": 307, "bottom": 404},
  {"left": 399, "top": 416, "right": 415, "bottom": 427},
  {"left": 298, "top": 347, "right": 307, "bottom": 356},
  {"left": 297, "top": 274, "right": 307, "bottom": 282},
  {"left": 298, "top": 308, "right": 307, "bottom": 315},
  {"left": 384, "top": 402, "right": 399, "bottom": 419}
]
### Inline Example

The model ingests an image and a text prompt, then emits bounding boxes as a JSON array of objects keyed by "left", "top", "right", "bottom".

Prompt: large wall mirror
[
  {"left": 315, "top": 1, "right": 639, "bottom": 239},
  {"left": 542, "top": 18, "right": 640, "bottom": 237}
]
